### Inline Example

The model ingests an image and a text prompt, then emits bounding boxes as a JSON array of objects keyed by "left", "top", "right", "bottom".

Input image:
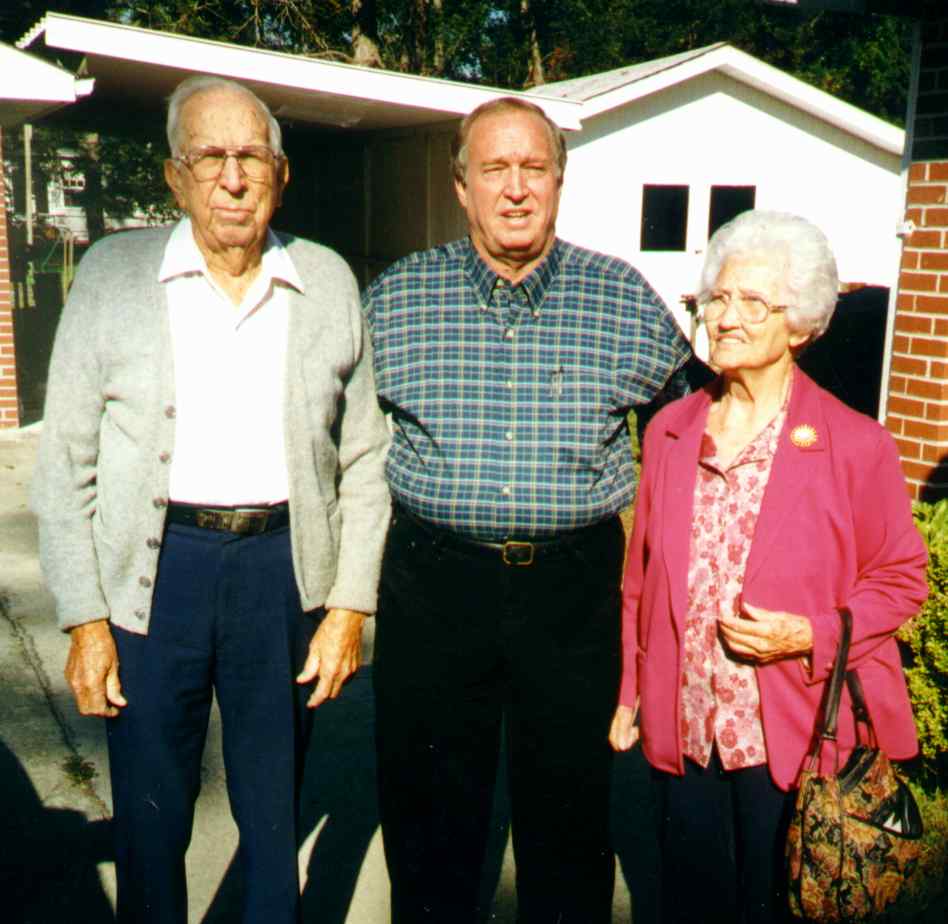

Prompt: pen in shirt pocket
[{"left": 550, "top": 365, "right": 564, "bottom": 397}]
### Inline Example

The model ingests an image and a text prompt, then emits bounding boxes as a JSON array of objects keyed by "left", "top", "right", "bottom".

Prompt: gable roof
[
  {"left": 532, "top": 42, "right": 903, "bottom": 155},
  {"left": 18, "top": 13, "right": 582, "bottom": 132},
  {"left": 0, "top": 41, "right": 93, "bottom": 127}
]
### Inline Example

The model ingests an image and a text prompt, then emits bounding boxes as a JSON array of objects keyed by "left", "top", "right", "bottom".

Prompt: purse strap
[
  {"left": 817, "top": 607, "right": 853, "bottom": 742},
  {"left": 813, "top": 608, "right": 879, "bottom": 752},
  {"left": 845, "top": 669, "right": 878, "bottom": 747}
]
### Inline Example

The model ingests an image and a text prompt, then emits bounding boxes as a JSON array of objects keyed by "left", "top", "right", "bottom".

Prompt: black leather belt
[
  {"left": 394, "top": 503, "right": 615, "bottom": 566},
  {"left": 166, "top": 501, "right": 290, "bottom": 535}
]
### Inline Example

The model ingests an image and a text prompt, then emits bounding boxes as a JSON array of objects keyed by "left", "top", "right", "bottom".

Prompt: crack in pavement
[{"left": 0, "top": 588, "right": 111, "bottom": 819}]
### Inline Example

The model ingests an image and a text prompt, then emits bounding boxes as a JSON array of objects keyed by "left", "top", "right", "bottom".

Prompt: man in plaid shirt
[{"left": 363, "top": 96, "right": 697, "bottom": 924}]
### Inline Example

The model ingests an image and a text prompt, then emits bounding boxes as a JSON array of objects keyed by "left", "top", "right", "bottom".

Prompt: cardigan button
[
  {"left": 146, "top": 537, "right": 161, "bottom": 550},
  {"left": 152, "top": 497, "right": 167, "bottom": 509},
  {"left": 164, "top": 405, "right": 176, "bottom": 419},
  {"left": 139, "top": 576, "right": 152, "bottom": 589},
  {"left": 134, "top": 609, "right": 146, "bottom": 621},
  {"left": 159, "top": 451, "right": 171, "bottom": 464}
]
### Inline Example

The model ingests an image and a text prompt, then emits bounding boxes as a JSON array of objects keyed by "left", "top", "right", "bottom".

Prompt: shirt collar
[
  {"left": 158, "top": 217, "right": 305, "bottom": 294},
  {"left": 463, "top": 236, "right": 562, "bottom": 312}
]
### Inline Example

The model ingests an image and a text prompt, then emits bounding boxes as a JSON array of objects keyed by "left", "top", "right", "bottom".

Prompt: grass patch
[{"left": 62, "top": 755, "right": 96, "bottom": 786}]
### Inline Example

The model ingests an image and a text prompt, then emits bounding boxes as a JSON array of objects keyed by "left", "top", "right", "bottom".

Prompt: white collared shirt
[{"left": 159, "top": 218, "right": 304, "bottom": 505}]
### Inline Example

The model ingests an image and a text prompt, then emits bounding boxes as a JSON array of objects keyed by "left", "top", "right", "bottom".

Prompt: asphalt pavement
[{"left": 0, "top": 425, "right": 659, "bottom": 923}]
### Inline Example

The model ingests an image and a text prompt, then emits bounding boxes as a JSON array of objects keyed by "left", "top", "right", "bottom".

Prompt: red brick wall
[
  {"left": 0, "top": 129, "right": 20, "bottom": 429},
  {"left": 887, "top": 14, "right": 948, "bottom": 499}
]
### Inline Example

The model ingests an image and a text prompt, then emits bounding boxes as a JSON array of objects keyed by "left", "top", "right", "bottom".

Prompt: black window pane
[
  {"left": 641, "top": 185, "right": 689, "bottom": 251},
  {"left": 708, "top": 185, "right": 756, "bottom": 238}
]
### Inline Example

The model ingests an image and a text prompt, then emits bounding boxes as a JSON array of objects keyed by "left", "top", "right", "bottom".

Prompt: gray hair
[
  {"left": 166, "top": 76, "right": 283, "bottom": 158},
  {"left": 451, "top": 96, "right": 567, "bottom": 185},
  {"left": 699, "top": 210, "right": 839, "bottom": 341}
]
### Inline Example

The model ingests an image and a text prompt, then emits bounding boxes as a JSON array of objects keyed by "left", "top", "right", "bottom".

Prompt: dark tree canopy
[{"left": 1, "top": 1, "right": 915, "bottom": 123}]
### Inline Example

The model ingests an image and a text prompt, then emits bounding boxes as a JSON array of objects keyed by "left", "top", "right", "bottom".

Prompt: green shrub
[
  {"left": 881, "top": 781, "right": 948, "bottom": 922},
  {"left": 902, "top": 500, "right": 948, "bottom": 777}
]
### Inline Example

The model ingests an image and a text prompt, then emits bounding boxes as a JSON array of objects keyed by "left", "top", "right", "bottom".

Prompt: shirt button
[
  {"left": 159, "top": 451, "right": 171, "bottom": 464},
  {"left": 506, "top": 380, "right": 513, "bottom": 389},
  {"left": 505, "top": 329, "right": 514, "bottom": 340},
  {"left": 501, "top": 485, "right": 511, "bottom": 496},
  {"left": 505, "top": 431, "right": 513, "bottom": 441},
  {"left": 164, "top": 405, "right": 176, "bottom": 419},
  {"left": 146, "top": 537, "right": 161, "bottom": 550},
  {"left": 152, "top": 497, "right": 167, "bottom": 509},
  {"left": 139, "top": 576, "right": 152, "bottom": 588}
]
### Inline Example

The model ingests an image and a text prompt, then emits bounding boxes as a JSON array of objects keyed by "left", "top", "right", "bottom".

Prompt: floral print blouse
[{"left": 680, "top": 400, "right": 788, "bottom": 771}]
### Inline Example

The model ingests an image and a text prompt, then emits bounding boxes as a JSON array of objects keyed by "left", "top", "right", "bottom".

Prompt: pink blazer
[{"left": 620, "top": 370, "right": 928, "bottom": 791}]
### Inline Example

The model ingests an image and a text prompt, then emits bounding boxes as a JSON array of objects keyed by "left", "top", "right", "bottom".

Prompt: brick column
[
  {"left": 0, "top": 128, "right": 20, "bottom": 429},
  {"left": 886, "top": 14, "right": 948, "bottom": 500}
]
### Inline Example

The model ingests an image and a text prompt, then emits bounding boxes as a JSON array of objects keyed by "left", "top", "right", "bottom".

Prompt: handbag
[{"left": 786, "top": 608, "right": 924, "bottom": 921}]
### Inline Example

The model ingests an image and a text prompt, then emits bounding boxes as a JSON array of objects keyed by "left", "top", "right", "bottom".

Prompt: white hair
[
  {"left": 699, "top": 210, "right": 839, "bottom": 341},
  {"left": 166, "top": 76, "right": 283, "bottom": 158}
]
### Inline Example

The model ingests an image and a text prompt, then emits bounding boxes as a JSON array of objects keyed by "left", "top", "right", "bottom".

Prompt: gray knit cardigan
[{"left": 32, "top": 225, "right": 391, "bottom": 633}]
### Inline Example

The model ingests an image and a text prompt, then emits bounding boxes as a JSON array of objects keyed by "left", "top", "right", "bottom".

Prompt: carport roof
[
  {"left": 17, "top": 12, "right": 583, "bottom": 132},
  {"left": 0, "top": 40, "right": 93, "bottom": 127}
]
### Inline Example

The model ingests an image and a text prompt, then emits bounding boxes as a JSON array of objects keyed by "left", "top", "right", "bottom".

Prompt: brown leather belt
[{"left": 166, "top": 501, "right": 290, "bottom": 535}]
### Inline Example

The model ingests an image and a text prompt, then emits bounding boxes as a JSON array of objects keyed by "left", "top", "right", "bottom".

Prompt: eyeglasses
[
  {"left": 701, "top": 290, "right": 791, "bottom": 325},
  {"left": 174, "top": 145, "right": 281, "bottom": 182}
]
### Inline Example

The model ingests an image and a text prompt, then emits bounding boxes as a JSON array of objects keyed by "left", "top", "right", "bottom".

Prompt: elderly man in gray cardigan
[{"left": 32, "top": 76, "right": 390, "bottom": 924}]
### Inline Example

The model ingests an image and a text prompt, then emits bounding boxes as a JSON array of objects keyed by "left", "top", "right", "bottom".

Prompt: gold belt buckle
[
  {"left": 195, "top": 509, "right": 268, "bottom": 534},
  {"left": 195, "top": 509, "right": 225, "bottom": 530},
  {"left": 502, "top": 541, "right": 534, "bottom": 566},
  {"left": 230, "top": 510, "right": 269, "bottom": 535}
]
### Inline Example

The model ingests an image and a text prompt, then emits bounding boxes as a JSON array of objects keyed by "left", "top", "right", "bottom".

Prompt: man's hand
[
  {"left": 296, "top": 608, "right": 367, "bottom": 709},
  {"left": 719, "top": 601, "right": 813, "bottom": 665},
  {"left": 609, "top": 703, "right": 641, "bottom": 752},
  {"left": 65, "top": 619, "right": 127, "bottom": 717}
]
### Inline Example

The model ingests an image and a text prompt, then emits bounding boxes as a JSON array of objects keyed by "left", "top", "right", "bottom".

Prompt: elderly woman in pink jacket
[{"left": 610, "top": 210, "right": 927, "bottom": 924}]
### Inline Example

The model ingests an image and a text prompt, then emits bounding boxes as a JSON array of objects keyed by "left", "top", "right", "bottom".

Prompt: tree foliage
[
  {"left": 1, "top": 2, "right": 914, "bottom": 120},
  {"left": 3, "top": 121, "right": 177, "bottom": 239},
  {"left": 905, "top": 500, "right": 948, "bottom": 782}
]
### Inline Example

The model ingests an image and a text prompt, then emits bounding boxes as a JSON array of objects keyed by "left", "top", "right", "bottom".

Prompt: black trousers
[
  {"left": 373, "top": 508, "right": 624, "bottom": 924},
  {"left": 106, "top": 523, "right": 319, "bottom": 924},
  {"left": 659, "top": 751, "right": 795, "bottom": 924}
]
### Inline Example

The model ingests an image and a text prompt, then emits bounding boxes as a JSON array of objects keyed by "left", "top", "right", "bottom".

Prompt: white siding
[{"left": 555, "top": 71, "right": 904, "bottom": 337}]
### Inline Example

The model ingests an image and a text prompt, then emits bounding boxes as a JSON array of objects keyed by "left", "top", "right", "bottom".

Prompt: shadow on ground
[
  {"left": 202, "top": 664, "right": 662, "bottom": 923},
  {"left": 0, "top": 736, "right": 113, "bottom": 923}
]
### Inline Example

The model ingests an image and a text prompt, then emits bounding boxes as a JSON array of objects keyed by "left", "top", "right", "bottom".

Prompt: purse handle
[
  {"left": 814, "top": 607, "right": 877, "bottom": 749},
  {"left": 817, "top": 607, "right": 853, "bottom": 743}
]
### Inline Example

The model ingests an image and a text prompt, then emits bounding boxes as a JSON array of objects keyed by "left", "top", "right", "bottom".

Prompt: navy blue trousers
[
  {"left": 659, "top": 751, "right": 794, "bottom": 924},
  {"left": 374, "top": 509, "right": 623, "bottom": 924},
  {"left": 106, "top": 523, "right": 319, "bottom": 924}
]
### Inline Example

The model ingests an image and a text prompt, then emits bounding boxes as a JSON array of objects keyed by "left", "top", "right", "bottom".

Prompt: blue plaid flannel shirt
[{"left": 362, "top": 237, "right": 693, "bottom": 540}]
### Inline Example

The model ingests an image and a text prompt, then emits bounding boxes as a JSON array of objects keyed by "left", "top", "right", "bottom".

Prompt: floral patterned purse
[{"left": 785, "top": 609, "right": 923, "bottom": 921}]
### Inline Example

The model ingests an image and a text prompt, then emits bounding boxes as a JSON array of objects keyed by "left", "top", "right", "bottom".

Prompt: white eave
[
  {"left": 535, "top": 43, "right": 904, "bottom": 156},
  {"left": 20, "top": 13, "right": 583, "bottom": 132},
  {"left": 0, "top": 41, "right": 93, "bottom": 127}
]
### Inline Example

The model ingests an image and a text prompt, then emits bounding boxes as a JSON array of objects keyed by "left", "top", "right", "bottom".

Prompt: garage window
[
  {"left": 641, "top": 184, "right": 689, "bottom": 251},
  {"left": 708, "top": 185, "right": 756, "bottom": 238}
]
